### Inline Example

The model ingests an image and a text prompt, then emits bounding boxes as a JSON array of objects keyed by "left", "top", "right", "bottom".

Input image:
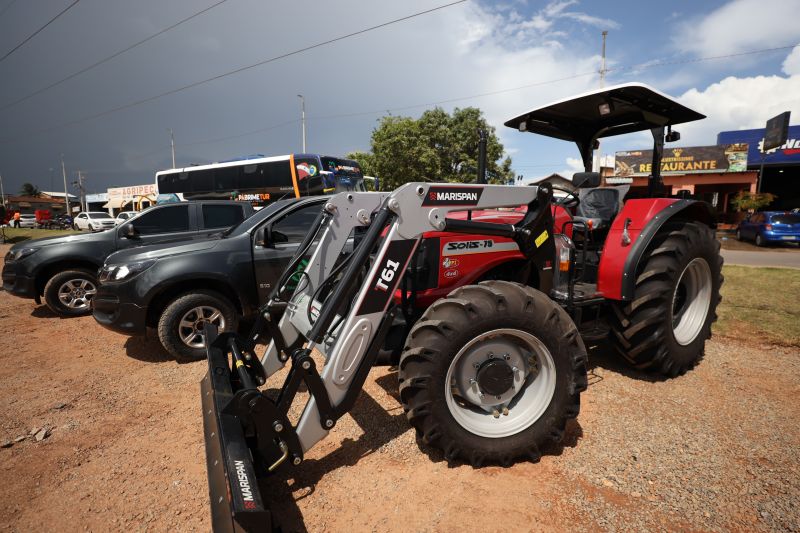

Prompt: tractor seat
[{"left": 574, "top": 187, "right": 626, "bottom": 230}]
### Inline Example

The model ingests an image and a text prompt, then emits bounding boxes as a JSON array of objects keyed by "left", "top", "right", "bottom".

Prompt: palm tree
[{"left": 20, "top": 183, "right": 40, "bottom": 197}]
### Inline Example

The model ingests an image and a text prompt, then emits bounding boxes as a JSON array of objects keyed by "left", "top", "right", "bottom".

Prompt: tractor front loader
[{"left": 202, "top": 183, "right": 588, "bottom": 531}]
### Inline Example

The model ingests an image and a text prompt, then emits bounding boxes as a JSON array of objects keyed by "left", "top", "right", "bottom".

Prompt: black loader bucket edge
[{"left": 201, "top": 330, "right": 273, "bottom": 533}]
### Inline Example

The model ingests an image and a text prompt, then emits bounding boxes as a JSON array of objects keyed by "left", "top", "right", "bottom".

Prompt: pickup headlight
[
  {"left": 4, "top": 247, "right": 38, "bottom": 262},
  {"left": 99, "top": 259, "right": 156, "bottom": 282}
]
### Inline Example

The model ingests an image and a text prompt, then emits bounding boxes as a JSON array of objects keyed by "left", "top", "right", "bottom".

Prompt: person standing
[{"left": 12, "top": 211, "right": 21, "bottom": 228}]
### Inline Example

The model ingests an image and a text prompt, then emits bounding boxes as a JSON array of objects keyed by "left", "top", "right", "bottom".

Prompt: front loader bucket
[{"left": 201, "top": 332, "right": 273, "bottom": 533}]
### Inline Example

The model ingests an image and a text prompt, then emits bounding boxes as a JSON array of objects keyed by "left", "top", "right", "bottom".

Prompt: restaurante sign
[{"left": 615, "top": 144, "right": 749, "bottom": 177}]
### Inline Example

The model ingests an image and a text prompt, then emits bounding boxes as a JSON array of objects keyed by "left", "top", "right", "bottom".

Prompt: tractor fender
[{"left": 597, "top": 198, "right": 715, "bottom": 300}]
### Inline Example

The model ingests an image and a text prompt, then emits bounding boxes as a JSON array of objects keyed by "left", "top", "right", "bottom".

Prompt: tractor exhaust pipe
[{"left": 477, "top": 129, "right": 487, "bottom": 184}]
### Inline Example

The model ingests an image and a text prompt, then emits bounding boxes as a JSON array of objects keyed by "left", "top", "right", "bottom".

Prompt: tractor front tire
[
  {"left": 610, "top": 221, "right": 723, "bottom": 377},
  {"left": 398, "top": 281, "right": 587, "bottom": 467}
]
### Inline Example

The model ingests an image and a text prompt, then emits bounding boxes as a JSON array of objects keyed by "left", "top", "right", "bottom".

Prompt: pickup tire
[
  {"left": 43, "top": 268, "right": 98, "bottom": 317},
  {"left": 158, "top": 290, "right": 238, "bottom": 362}
]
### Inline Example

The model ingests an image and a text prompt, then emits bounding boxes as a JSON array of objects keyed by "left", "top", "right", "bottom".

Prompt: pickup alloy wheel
[
  {"left": 158, "top": 290, "right": 238, "bottom": 362},
  {"left": 43, "top": 269, "right": 98, "bottom": 317}
]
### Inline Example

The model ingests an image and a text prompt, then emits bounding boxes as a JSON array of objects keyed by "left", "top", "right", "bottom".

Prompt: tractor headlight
[
  {"left": 551, "top": 234, "right": 574, "bottom": 300},
  {"left": 99, "top": 259, "right": 156, "bottom": 282},
  {"left": 4, "top": 247, "right": 38, "bottom": 262}
]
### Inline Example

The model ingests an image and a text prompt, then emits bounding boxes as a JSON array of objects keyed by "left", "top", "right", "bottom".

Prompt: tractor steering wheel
[{"left": 551, "top": 185, "right": 580, "bottom": 209}]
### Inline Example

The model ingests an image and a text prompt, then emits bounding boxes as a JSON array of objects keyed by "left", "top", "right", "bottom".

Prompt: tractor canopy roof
[{"left": 504, "top": 83, "right": 705, "bottom": 143}]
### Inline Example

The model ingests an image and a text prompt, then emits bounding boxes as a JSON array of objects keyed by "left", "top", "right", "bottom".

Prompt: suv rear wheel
[{"left": 157, "top": 290, "right": 238, "bottom": 362}]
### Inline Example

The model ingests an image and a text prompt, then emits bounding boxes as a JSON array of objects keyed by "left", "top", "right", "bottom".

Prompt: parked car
[
  {"left": 73, "top": 211, "right": 117, "bottom": 232},
  {"left": 93, "top": 197, "right": 323, "bottom": 361},
  {"left": 115, "top": 211, "right": 138, "bottom": 225},
  {"left": 18, "top": 214, "right": 37, "bottom": 228},
  {"left": 736, "top": 211, "right": 800, "bottom": 246},
  {"left": 2, "top": 201, "right": 255, "bottom": 317}
]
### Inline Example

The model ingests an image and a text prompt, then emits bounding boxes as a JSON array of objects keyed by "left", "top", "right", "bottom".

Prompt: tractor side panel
[
  {"left": 596, "top": 198, "right": 679, "bottom": 300},
  {"left": 414, "top": 233, "right": 525, "bottom": 307}
]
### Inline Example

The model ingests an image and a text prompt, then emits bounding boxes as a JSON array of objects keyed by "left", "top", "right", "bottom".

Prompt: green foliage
[
  {"left": 730, "top": 191, "right": 776, "bottom": 212},
  {"left": 357, "top": 107, "right": 513, "bottom": 190},
  {"left": 20, "top": 183, "right": 40, "bottom": 197}
]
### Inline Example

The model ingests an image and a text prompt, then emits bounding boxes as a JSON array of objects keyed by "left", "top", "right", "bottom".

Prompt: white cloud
[
  {"left": 504, "top": 0, "right": 619, "bottom": 45},
  {"left": 783, "top": 46, "right": 800, "bottom": 75},
  {"left": 674, "top": 0, "right": 800, "bottom": 57},
  {"left": 675, "top": 59, "right": 800, "bottom": 145}
]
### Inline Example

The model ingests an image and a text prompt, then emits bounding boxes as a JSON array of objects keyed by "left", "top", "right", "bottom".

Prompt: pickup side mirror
[
  {"left": 254, "top": 226, "right": 289, "bottom": 247},
  {"left": 121, "top": 223, "right": 138, "bottom": 239},
  {"left": 254, "top": 226, "right": 268, "bottom": 247}
]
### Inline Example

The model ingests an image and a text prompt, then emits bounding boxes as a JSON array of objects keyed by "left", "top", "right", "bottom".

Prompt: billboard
[
  {"left": 615, "top": 144, "right": 748, "bottom": 177},
  {"left": 107, "top": 183, "right": 158, "bottom": 201},
  {"left": 717, "top": 125, "right": 800, "bottom": 166},
  {"left": 764, "top": 111, "right": 791, "bottom": 151}
]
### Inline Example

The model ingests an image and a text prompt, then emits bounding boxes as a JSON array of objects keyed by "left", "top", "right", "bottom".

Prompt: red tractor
[
  {"left": 200, "top": 83, "right": 722, "bottom": 531},
  {"left": 385, "top": 82, "right": 722, "bottom": 377}
]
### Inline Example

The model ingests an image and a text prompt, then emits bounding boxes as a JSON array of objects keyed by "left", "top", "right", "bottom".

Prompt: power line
[
  {"left": 122, "top": 41, "right": 800, "bottom": 163},
  {"left": 2, "top": 0, "right": 467, "bottom": 142},
  {"left": 0, "top": 0, "right": 230, "bottom": 112},
  {"left": 0, "top": 0, "right": 79, "bottom": 63},
  {"left": 129, "top": 72, "right": 596, "bottom": 160},
  {"left": 607, "top": 43, "right": 800, "bottom": 74}
]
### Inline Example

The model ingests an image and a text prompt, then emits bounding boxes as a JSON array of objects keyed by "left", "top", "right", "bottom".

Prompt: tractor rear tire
[
  {"left": 609, "top": 221, "right": 723, "bottom": 377},
  {"left": 398, "top": 281, "right": 587, "bottom": 467}
]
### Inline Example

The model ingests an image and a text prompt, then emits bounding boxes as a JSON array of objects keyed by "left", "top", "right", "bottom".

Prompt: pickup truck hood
[
  {"left": 104, "top": 237, "right": 221, "bottom": 265},
  {"left": 10, "top": 230, "right": 113, "bottom": 250}
]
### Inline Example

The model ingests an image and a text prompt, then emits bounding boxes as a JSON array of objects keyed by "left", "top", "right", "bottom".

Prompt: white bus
[{"left": 155, "top": 153, "right": 365, "bottom": 207}]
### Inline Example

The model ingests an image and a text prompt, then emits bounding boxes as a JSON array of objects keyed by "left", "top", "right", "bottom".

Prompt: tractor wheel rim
[
  {"left": 671, "top": 257, "right": 712, "bottom": 346},
  {"left": 57, "top": 278, "right": 96, "bottom": 309},
  {"left": 178, "top": 306, "right": 225, "bottom": 349},
  {"left": 445, "top": 328, "right": 556, "bottom": 438}
]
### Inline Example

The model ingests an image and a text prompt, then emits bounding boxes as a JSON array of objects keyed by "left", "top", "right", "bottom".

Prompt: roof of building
[
  {"left": 40, "top": 191, "right": 78, "bottom": 199},
  {"left": 7, "top": 195, "right": 66, "bottom": 203}
]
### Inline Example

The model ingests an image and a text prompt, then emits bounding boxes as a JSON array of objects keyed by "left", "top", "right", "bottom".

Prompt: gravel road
[{"left": 0, "top": 245, "right": 798, "bottom": 532}]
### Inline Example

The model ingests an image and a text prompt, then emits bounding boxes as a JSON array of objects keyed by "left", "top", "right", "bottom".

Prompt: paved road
[{"left": 721, "top": 248, "right": 800, "bottom": 269}]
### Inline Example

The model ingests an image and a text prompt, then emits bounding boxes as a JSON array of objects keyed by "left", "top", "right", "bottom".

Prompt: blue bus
[{"left": 155, "top": 153, "right": 364, "bottom": 207}]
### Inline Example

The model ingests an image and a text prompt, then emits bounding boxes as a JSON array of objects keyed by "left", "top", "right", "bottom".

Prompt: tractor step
[
  {"left": 578, "top": 319, "right": 610, "bottom": 342},
  {"left": 572, "top": 282, "right": 600, "bottom": 300}
]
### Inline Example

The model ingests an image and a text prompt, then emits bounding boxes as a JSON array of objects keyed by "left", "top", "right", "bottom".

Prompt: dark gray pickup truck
[{"left": 2, "top": 201, "right": 254, "bottom": 317}]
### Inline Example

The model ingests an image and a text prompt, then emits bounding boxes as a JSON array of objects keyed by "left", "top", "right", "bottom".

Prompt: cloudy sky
[{"left": 1, "top": 0, "right": 799, "bottom": 195}]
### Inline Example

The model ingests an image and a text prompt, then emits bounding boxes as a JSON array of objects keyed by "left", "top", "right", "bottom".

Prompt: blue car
[{"left": 736, "top": 211, "right": 800, "bottom": 246}]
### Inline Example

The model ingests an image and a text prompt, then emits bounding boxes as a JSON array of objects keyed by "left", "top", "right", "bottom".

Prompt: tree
[
  {"left": 730, "top": 191, "right": 776, "bottom": 212},
  {"left": 20, "top": 183, "right": 40, "bottom": 197},
  {"left": 356, "top": 107, "right": 514, "bottom": 190}
]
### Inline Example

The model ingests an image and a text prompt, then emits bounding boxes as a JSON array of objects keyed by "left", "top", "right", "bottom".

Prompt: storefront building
[
  {"left": 717, "top": 125, "right": 800, "bottom": 210},
  {"left": 610, "top": 144, "right": 759, "bottom": 224}
]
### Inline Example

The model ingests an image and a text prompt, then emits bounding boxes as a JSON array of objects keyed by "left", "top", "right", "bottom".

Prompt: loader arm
[{"left": 201, "top": 182, "right": 554, "bottom": 531}]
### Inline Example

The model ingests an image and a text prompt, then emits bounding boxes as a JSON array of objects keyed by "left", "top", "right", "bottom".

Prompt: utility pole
[
  {"left": 168, "top": 128, "right": 176, "bottom": 168},
  {"left": 61, "top": 155, "right": 71, "bottom": 216},
  {"left": 297, "top": 94, "right": 306, "bottom": 153},
  {"left": 73, "top": 171, "right": 87, "bottom": 212},
  {"left": 0, "top": 172, "right": 5, "bottom": 207},
  {"left": 599, "top": 30, "right": 609, "bottom": 88}
]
